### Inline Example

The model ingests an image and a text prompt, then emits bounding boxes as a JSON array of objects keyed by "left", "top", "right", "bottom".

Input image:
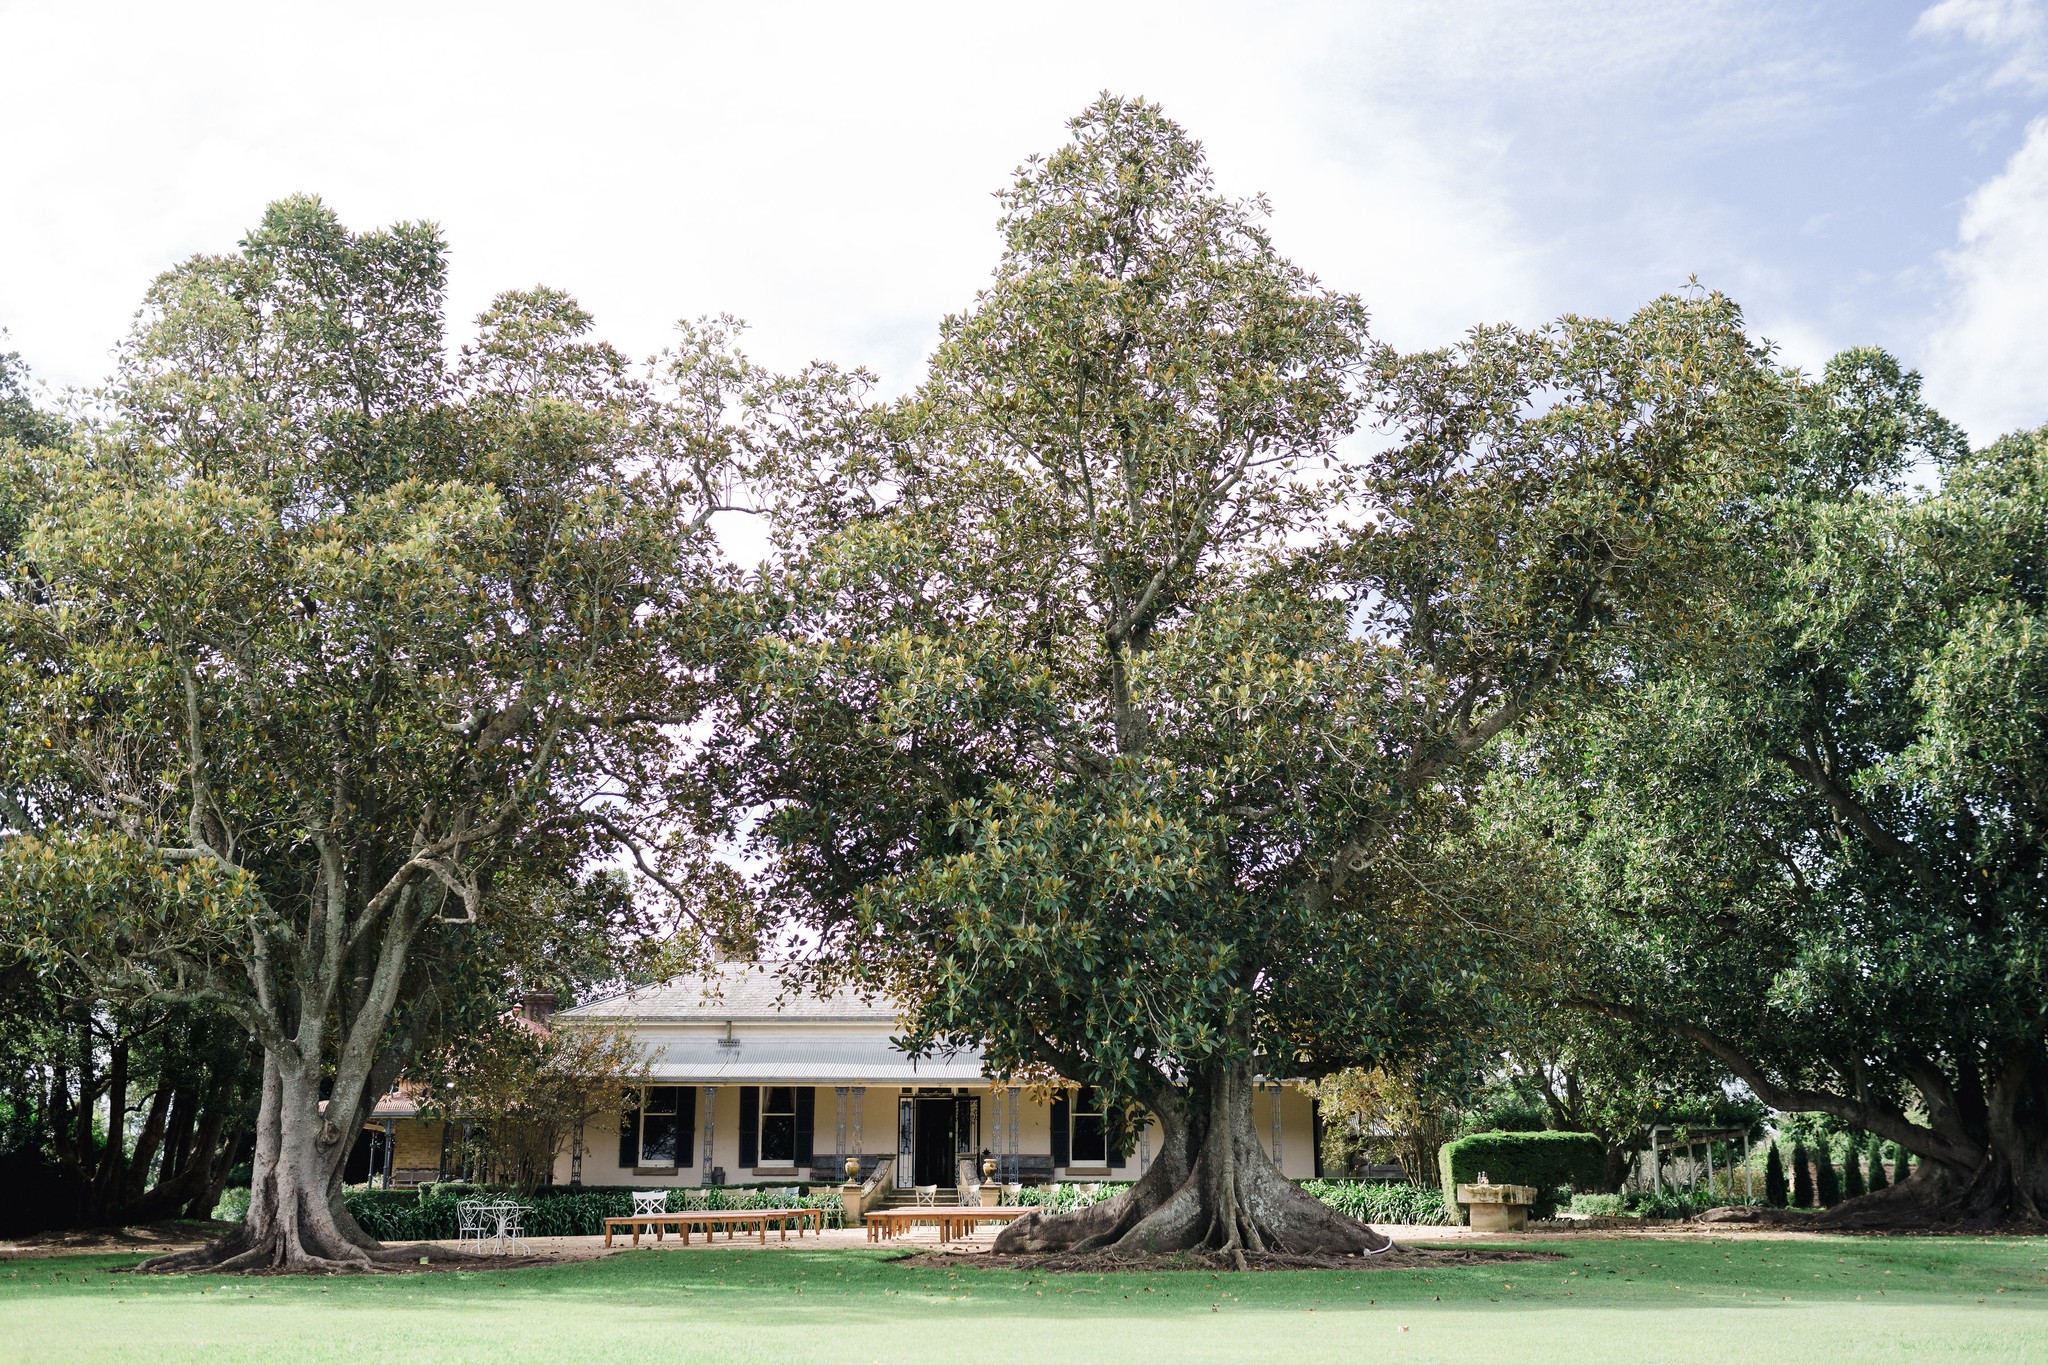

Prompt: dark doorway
[{"left": 913, "top": 1099, "right": 956, "bottom": 1187}]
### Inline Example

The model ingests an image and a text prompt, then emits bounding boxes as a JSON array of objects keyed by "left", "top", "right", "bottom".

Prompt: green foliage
[
  {"left": 1437, "top": 1131, "right": 1606, "bottom": 1222},
  {"left": 704, "top": 96, "right": 1787, "bottom": 1185},
  {"left": 210, "top": 1187, "right": 251, "bottom": 1223},
  {"left": 1298, "top": 1179, "right": 1453, "bottom": 1226},
  {"left": 1013, "top": 1182, "right": 1131, "bottom": 1214},
  {"left": 342, "top": 1184, "right": 845, "bottom": 1240},
  {"left": 1866, "top": 1141, "right": 1888, "bottom": 1193},
  {"left": 1792, "top": 1142, "right": 1814, "bottom": 1209},
  {"left": 1501, "top": 350, "right": 2048, "bottom": 1212},
  {"left": 1842, "top": 1142, "right": 1865, "bottom": 1200},
  {"left": 1567, "top": 1193, "right": 1625, "bottom": 1217},
  {"left": 1765, "top": 1143, "right": 1788, "bottom": 1207},
  {"left": 1814, "top": 1143, "right": 1841, "bottom": 1206},
  {"left": 1893, "top": 1147, "right": 1911, "bottom": 1185}
]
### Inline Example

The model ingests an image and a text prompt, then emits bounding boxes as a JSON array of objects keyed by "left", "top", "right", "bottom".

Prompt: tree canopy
[{"left": 695, "top": 95, "right": 1787, "bottom": 1259}]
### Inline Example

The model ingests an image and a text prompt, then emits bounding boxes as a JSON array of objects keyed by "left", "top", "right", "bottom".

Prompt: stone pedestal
[{"left": 1456, "top": 1182, "right": 1539, "bottom": 1231}]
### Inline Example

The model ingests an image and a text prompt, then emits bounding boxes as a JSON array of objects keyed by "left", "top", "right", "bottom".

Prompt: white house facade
[{"left": 550, "top": 962, "right": 1322, "bottom": 1190}]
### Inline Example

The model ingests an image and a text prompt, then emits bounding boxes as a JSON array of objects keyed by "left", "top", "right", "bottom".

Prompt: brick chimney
[{"left": 520, "top": 991, "right": 559, "bottom": 1026}]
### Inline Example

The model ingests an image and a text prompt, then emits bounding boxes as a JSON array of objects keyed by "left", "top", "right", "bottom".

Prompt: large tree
[
  {"left": 1522, "top": 351, "right": 2048, "bottom": 1225},
  {"left": 698, "top": 98, "right": 1781, "bottom": 1261},
  {"left": 0, "top": 200, "right": 732, "bottom": 1268}
]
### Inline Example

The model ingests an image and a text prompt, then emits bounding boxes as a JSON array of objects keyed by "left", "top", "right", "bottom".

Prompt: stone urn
[
  {"left": 844, "top": 1156, "right": 861, "bottom": 1181},
  {"left": 1455, "top": 1182, "right": 1540, "bottom": 1232}
]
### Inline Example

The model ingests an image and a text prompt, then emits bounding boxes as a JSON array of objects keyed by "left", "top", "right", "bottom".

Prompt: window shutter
[
  {"left": 619, "top": 1089, "right": 640, "bottom": 1169},
  {"left": 679, "top": 1085, "right": 698, "bottom": 1167},
  {"left": 794, "top": 1087, "right": 815, "bottom": 1168},
  {"left": 739, "top": 1085, "right": 760, "bottom": 1168},
  {"left": 1050, "top": 1091, "right": 1070, "bottom": 1169}
]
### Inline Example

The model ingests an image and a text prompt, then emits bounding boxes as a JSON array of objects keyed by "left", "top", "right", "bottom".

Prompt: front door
[{"left": 913, "top": 1098, "right": 956, "bottom": 1187}]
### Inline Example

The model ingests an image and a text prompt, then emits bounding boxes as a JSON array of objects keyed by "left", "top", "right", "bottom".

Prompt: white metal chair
[
  {"left": 632, "top": 1190, "right": 668, "bottom": 1216},
  {"left": 913, "top": 1184, "right": 938, "bottom": 1205},
  {"left": 455, "top": 1198, "right": 492, "bottom": 1250}
]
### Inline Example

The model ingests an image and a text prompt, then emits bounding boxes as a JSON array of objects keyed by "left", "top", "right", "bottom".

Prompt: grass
[{"left": 2, "top": 1237, "right": 2046, "bottom": 1362}]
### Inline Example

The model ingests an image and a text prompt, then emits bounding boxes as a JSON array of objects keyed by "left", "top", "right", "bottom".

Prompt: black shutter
[
  {"left": 794, "top": 1087, "right": 815, "bottom": 1168},
  {"left": 739, "top": 1085, "right": 760, "bottom": 1168},
  {"left": 619, "top": 1088, "right": 640, "bottom": 1169},
  {"left": 1310, "top": 1097, "right": 1323, "bottom": 1179},
  {"left": 678, "top": 1085, "right": 698, "bottom": 1167},
  {"left": 1050, "top": 1091, "right": 1070, "bottom": 1169},
  {"left": 1110, "top": 1112, "right": 1129, "bottom": 1170}
]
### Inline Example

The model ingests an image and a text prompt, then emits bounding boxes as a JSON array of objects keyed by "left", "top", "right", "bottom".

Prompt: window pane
[
  {"left": 641, "top": 1112, "right": 678, "bottom": 1165},
  {"left": 645, "top": 1086, "right": 678, "bottom": 1117},
  {"left": 1075, "top": 1086, "right": 1102, "bottom": 1117},
  {"left": 1071, "top": 1112, "right": 1106, "bottom": 1164},
  {"left": 765, "top": 1086, "right": 795, "bottom": 1115},
  {"left": 761, "top": 1113, "right": 797, "bottom": 1163}
]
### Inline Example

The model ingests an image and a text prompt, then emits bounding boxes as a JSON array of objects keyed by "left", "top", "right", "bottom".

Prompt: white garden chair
[
  {"left": 632, "top": 1190, "right": 668, "bottom": 1216},
  {"left": 455, "top": 1198, "right": 492, "bottom": 1250},
  {"left": 913, "top": 1184, "right": 939, "bottom": 1205}
]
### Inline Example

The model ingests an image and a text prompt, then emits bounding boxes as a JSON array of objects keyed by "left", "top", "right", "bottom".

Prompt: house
[{"left": 362, "top": 962, "right": 1322, "bottom": 1191}]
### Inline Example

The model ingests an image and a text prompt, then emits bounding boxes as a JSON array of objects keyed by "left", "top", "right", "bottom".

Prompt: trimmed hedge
[
  {"left": 1437, "top": 1131, "right": 1605, "bottom": 1222},
  {"left": 343, "top": 1184, "right": 844, "bottom": 1241}
]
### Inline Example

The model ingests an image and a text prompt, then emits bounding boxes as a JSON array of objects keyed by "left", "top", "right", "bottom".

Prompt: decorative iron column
[
  {"left": 1269, "top": 1083, "right": 1283, "bottom": 1176},
  {"left": 570, "top": 1118, "right": 584, "bottom": 1187},
  {"left": 834, "top": 1086, "right": 849, "bottom": 1159},
  {"left": 702, "top": 1085, "right": 718, "bottom": 1186},
  {"left": 1007, "top": 1085, "right": 1021, "bottom": 1179},
  {"left": 850, "top": 1086, "right": 866, "bottom": 1163},
  {"left": 382, "top": 1119, "right": 396, "bottom": 1189}
]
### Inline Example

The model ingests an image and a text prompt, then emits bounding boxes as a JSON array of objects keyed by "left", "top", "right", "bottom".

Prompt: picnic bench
[
  {"left": 603, "top": 1207, "right": 826, "bottom": 1248},
  {"left": 864, "top": 1205, "right": 1034, "bottom": 1246}
]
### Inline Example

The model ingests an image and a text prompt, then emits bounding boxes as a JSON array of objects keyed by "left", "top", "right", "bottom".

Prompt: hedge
[
  {"left": 1437, "top": 1131, "right": 1605, "bottom": 1222},
  {"left": 343, "top": 1184, "right": 844, "bottom": 1241},
  {"left": 1299, "top": 1179, "right": 1453, "bottom": 1226}
]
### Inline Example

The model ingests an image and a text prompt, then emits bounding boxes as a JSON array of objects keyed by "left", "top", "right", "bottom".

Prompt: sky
[{"left": 1, "top": 0, "right": 2045, "bottom": 442}]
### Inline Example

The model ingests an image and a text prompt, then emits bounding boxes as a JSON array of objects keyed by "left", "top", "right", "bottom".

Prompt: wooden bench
[
  {"left": 603, "top": 1208, "right": 825, "bottom": 1248},
  {"left": 864, "top": 1205, "right": 1034, "bottom": 1245}
]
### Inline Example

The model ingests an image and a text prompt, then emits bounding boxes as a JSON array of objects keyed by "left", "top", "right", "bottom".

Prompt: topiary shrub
[
  {"left": 1764, "top": 1143, "right": 1788, "bottom": 1207},
  {"left": 1814, "top": 1142, "right": 1840, "bottom": 1207},
  {"left": 1843, "top": 1141, "right": 1865, "bottom": 1200},
  {"left": 1866, "top": 1141, "right": 1888, "bottom": 1194},
  {"left": 1436, "top": 1131, "right": 1605, "bottom": 1223},
  {"left": 1892, "top": 1146, "right": 1911, "bottom": 1185},
  {"left": 1792, "top": 1141, "right": 1814, "bottom": 1208}
]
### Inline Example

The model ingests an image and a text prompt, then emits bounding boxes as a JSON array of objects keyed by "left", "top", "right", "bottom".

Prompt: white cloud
[
  {"left": 1924, "top": 116, "right": 2048, "bottom": 440},
  {"left": 0, "top": 0, "right": 1816, "bottom": 403},
  {"left": 1916, "top": 0, "right": 2048, "bottom": 92}
]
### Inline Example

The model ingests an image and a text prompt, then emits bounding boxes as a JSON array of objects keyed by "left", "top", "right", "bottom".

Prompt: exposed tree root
[
  {"left": 994, "top": 1066, "right": 1394, "bottom": 1265},
  {"left": 1696, "top": 1166, "right": 2048, "bottom": 1235},
  {"left": 903, "top": 1246, "right": 1561, "bottom": 1272}
]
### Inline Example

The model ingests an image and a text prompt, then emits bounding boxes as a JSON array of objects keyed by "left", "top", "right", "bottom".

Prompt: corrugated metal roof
[{"left": 559, "top": 961, "right": 897, "bottom": 1024}]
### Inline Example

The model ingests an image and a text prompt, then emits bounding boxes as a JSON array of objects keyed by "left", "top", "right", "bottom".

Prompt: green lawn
[{"left": 2, "top": 1237, "right": 2045, "bottom": 1363}]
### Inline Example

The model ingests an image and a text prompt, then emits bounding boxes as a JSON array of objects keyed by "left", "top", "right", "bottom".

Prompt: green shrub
[
  {"left": 1014, "top": 1182, "right": 1129, "bottom": 1213},
  {"left": 1866, "top": 1141, "right": 1888, "bottom": 1194},
  {"left": 1436, "top": 1131, "right": 1605, "bottom": 1223},
  {"left": 1628, "top": 1187, "right": 1710, "bottom": 1220},
  {"left": 1764, "top": 1143, "right": 1787, "bottom": 1207},
  {"left": 1815, "top": 1142, "right": 1841, "bottom": 1206},
  {"left": 1792, "top": 1141, "right": 1814, "bottom": 1208},
  {"left": 1299, "top": 1180, "right": 1453, "bottom": 1226},
  {"left": 1891, "top": 1146, "right": 1911, "bottom": 1185},
  {"left": 1567, "top": 1193, "right": 1625, "bottom": 1217},
  {"left": 342, "top": 1183, "right": 845, "bottom": 1241},
  {"left": 211, "top": 1187, "right": 251, "bottom": 1223},
  {"left": 1843, "top": 1142, "right": 1866, "bottom": 1200}
]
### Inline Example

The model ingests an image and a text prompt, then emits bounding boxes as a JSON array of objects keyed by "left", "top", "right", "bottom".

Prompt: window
[
  {"left": 760, "top": 1086, "right": 798, "bottom": 1165},
  {"left": 638, "top": 1086, "right": 680, "bottom": 1166},
  {"left": 1070, "top": 1086, "right": 1107, "bottom": 1165}
]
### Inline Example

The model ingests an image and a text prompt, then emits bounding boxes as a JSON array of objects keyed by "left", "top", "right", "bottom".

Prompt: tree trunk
[
  {"left": 139, "top": 1054, "right": 429, "bottom": 1272},
  {"left": 993, "top": 1064, "right": 1393, "bottom": 1266},
  {"left": 1821, "top": 1116, "right": 2048, "bottom": 1231}
]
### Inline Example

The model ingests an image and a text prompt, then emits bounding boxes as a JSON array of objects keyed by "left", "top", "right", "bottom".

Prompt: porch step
[{"left": 873, "top": 1185, "right": 956, "bottom": 1209}]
